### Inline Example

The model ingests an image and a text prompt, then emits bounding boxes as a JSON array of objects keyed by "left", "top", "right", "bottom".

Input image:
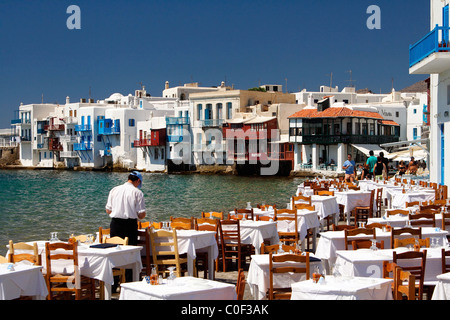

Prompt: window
[
  {"left": 413, "top": 109, "right": 417, "bottom": 114},
  {"left": 396, "top": 112, "right": 399, "bottom": 117},
  {"left": 129, "top": 119, "right": 135, "bottom": 127},
  {"left": 227, "top": 103, "right": 232, "bottom": 119},
  {"left": 413, "top": 128, "right": 418, "bottom": 139},
  {"left": 197, "top": 104, "right": 203, "bottom": 121},
  {"left": 448, "top": 85, "right": 450, "bottom": 105}
]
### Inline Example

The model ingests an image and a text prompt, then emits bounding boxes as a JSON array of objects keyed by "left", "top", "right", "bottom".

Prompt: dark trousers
[{"left": 110, "top": 218, "right": 138, "bottom": 284}]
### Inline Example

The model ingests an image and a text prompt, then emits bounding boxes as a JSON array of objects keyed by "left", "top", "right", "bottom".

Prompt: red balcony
[
  {"left": 134, "top": 129, "right": 166, "bottom": 147},
  {"left": 44, "top": 124, "right": 65, "bottom": 131}
]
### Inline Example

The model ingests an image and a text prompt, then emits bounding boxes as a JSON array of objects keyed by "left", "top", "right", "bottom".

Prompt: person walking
[
  {"left": 366, "top": 150, "right": 377, "bottom": 179},
  {"left": 373, "top": 157, "right": 387, "bottom": 180},
  {"left": 343, "top": 154, "right": 356, "bottom": 182}
]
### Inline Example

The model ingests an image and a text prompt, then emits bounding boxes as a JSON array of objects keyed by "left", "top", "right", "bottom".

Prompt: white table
[
  {"left": 8, "top": 241, "right": 143, "bottom": 300},
  {"left": 315, "top": 227, "right": 449, "bottom": 269},
  {"left": 432, "top": 272, "right": 450, "bottom": 300},
  {"left": 335, "top": 191, "right": 374, "bottom": 225},
  {"left": 335, "top": 247, "right": 446, "bottom": 284},
  {"left": 386, "top": 188, "right": 435, "bottom": 209},
  {"left": 119, "top": 276, "right": 237, "bottom": 300},
  {"left": 222, "top": 220, "right": 279, "bottom": 255},
  {"left": 0, "top": 263, "right": 48, "bottom": 300},
  {"left": 292, "top": 195, "right": 339, "bottom": 225},
  {"left": 246, "top": 253, "right": 324, "bottom": 300},
  {"left": 175, "top": 229, "right": 219, "bottom": 280},
  {"left": 368, "top": 213, "right": 445, "bottom": 229},
  {"left": 290, "top": 276, "right": 393, "bottom": 300}
]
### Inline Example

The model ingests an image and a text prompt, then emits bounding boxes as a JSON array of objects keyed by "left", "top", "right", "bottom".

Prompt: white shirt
[{"left": 105, "top": 182, "right": 146, "bottom": 219}]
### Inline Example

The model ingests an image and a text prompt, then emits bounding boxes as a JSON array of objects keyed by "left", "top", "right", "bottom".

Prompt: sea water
[{"left": 0, "top": 170, "right": 305, "bottom": 255}]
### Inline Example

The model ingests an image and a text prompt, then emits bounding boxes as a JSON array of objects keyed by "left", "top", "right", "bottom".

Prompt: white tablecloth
[
  {"left": 386, "top": 189, "right": 435, "bottom": 209},
  {"left": 222, "top": 220, "right": 279, "bottom": 254},
  {"left": 432, "top": 272, "right": 450, "bottom": 300},
  {"left": 368, "top": 213, "right": 445, "bottom": 229},
  {"left": 335, "top": 191, "right": 374, "bottom": 224},
  {"left": 0, "top": 263, "right": 48, "bottom": 300},
  {"left": 290, "top": 276, "right": 393, "bottom": 300},
  {"left": 119, "top": 276, "right": 237, "bottom": 300},
  {"left": 246, "top": 253, "right": 325, "bottom": 300},
  {"left": 276, "top": 209, "right": 320, "bottom": 242},
  {"left": 175, "top": 229, "right": 219, "bottom": 279},
  {"left": 315, "top": 227, "right": 449, "bottom": 267},
  {"left": 335, "top": 247, "right": 446, "bottom": 284},
  {"left": 292, "top": 195, "right": 339, "bottom": 222}
]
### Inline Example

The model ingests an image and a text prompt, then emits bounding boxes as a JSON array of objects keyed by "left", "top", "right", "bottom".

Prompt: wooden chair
[
  {"left": 434, "top": 200, "right": 448, "bottom": 206},
  {"left": 352, "top": 189, "right": 375, "bottom": 226},
  {"left": 201, "top": 211, "right": 224, "bottom": 219},
  {"left": 441, "top": 248, "right": 450, "bottom": 274},
  {"left": 8, "top": 240, "right": 41, "bottom": 265},
  {"left": 137, "top": 228, "right": 152, "bottom": 278},
  {"left": 260, "top": 243, "right": 297, "bottom": 254},
  {"left": 105, "top": 236, "right": 128, "bottom": 286},
  {"left": 256, "top": 215, "right": 273, "bottom": 221},
  {"left": 98, "top": 227, "right": 110, "bottom": 243},
  {"left": 347, "top": 185, "right": 360, "bottom": 191},
  {"left": 268, "top": 252, "right": 310, "bottom": 300},
  {"left": 409, "top": 213, "right": 436, "bottom": 228},
  {"left": 442, "top": 212, "right": 450, "bottom": 235},
  {"left": 149, "top": 228, "right": 188, "bottom": 277},
  {"left": 228, "top": 213, "right": 246, "bottom": 220},
  {"left": 151, "top": 221, "right": 162, "bottom": 229},
  {"left": 170, "top": 216, "right": 194, "bottom": 230},
  {"left": 292, "top": 195, "right": 311, "bottom": 207},
  {"left": 257, "top": 204, "right": 276, "bottom": 211},
  {"left": 393, "top": 250, "right": 427, "bottom": 300},
  {"left": 0, "top": 255, "right": 7, "bottom": 264},
  {"left": 420, "top": 204, "right": 442, "bottom": 211},
  {"left": 315, "top": 190, "right": 334, "bottom": 196},
  {"left": 386, "top": 209, "right": 409, "bottom": 217},
  {"left": 275, "top": 210, "right": 299, "bottom": 246},
  {"left": 394, "top": 268, "right": 416, "bottom": 300},
  {"left": 390, "top": 227, "right": 422, "bottom": 249},
  {"left": 344, "top": 228, "right": 376, "bottom": 250},
  {"left": 419, "top": 208, "right": 440, "bottom": 215},
  {"left": 365, "top": 222, "right": 385, "bottom": 230},
  {"left": 234, "top": 209, "right": 254, "bottom": 221},
  {"left": 382, "top": 261, "right": 399, "bottom": 292},
  {"left": 236, "top": 269, "right": 246, "bottom": 300},
  {"left": 45, "top": 242, "right": 95, "bottom": 300},
  {"left": 375, "top": 188, "right": 383, "bottom": 217},
  {"left": 394, "top": 237, "right": 430, "bottom": 249},
  {"left": 218, "top": 219, "right": 244, "bottom": 272},
  {"left": 195, "top": 218, "right": 219, "bottom": 279},
  {"left": 351, "top": 239, "right": 384, "bottom": 250}
]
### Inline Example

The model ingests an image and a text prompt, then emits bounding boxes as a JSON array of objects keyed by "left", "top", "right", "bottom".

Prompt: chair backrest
[
  {"left": 274, "top": 208, "right": 296, "bottom": 219},
  {"left": 344, "top": 228, "right": 376, "bottom": 250},
  {"left": 351, "top": 239, "right": 384, "bottom": 250},
  {"left": 276, "top": 210, "right": 299, "bottom": 245},
  {"left": 405, "top": 201, "right": 420, "bottom": 208},
  {"left": 419, "top": 208, "right": 440, "bottom": 215},
  {"left": 292, "top": 195, "right": 312, "bottom": 207},
  {"left": 393, "top": 250, "right": 427, "bottom": 300},
  {"left": 258, "top": 204, "right": 276, "bottom": 211},
  {"left": 386, "top": 209, "right": 409, "bottom": 217},
  {"left": 393, "top": 237, "right": 430, "bottom": 249},
  {"left": 170, "top": 216, "right": 194, "bottom": 230},
  {"left": 0, "top": 255, "right": 7, "bottom": 264},
  {"left": 236, "top": 269, "right": 246, "bottom": 300},
  {"left": 260, "top": 243, "right": 297, "bottom": 254},
  {"left": 201, "top": 211, "right": 224, "bottom": 219},
  {"left": 442, "top": 213, "right": 450, "bottom": 231},
  {"left": 151, "top": 222, "right": 162, "bottom": 229},
  {"left": 316, "top": 190, "right": 334, "bottom": 196},
  {"left": 234, "top": 209, "right": 254, "bottom": 220},
  {"left": 332, "top": 224, "right": 357, "bottom": 231},
  {"left": 294, "top": 204, "right": 315, "bottom": 211},
  {"left": 420, "top": 204, "right": 442, "bottom": 211},
  {"left": 219, "top": 219, "right": 241, "bottom": 245},
  {"left": 256, "top": 215, "right": 273, "bottom": 221},
  {"left": 390, "top": 227, "right": 422, "bottom": 249},
  {"left": 394, "top": 267, "right": 416, "bottom": 300},
  {"left": 105, "top": 236, "right": 128, "bottom": 245},
  {"left": 8, "top": 240, "right": 41, "bottom": 265},
  {"left": 408, "top": 213, "right": 436, "bottom": 228},
  {"left": 98, "top": 227, "right": 110, "bottom": 243},
  {"left": 45, "top": 241, "right": 79, "bottom": 279},
  {"left": 382, "top": 261, "right": 399, "bottom": 286},
  {"left": 268, "top": 252, "right": 310, "bottom": 300},
  {"left": 365, "top": 222, "right": 385, "bottom": 230},
  {"left": 138, "top": 221, "right": 150, "bottom": 229},
  {"left": 434, "top": 200, "right": 447, "bottom": 206},
  {"left": 442, "top": 248, "right": 450, "bottom": 274}
]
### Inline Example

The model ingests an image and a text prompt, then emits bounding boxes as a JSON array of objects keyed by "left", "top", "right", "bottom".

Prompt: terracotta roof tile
[{"left": 288, "top": 107, "right": 384, "bottom": 120}]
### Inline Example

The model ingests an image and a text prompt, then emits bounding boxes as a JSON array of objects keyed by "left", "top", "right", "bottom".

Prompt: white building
[{"left": 409, "top": 0, "right": 450, "bottom": 185}]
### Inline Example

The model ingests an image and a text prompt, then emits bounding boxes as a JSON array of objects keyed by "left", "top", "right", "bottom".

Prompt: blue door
[
  {"left": 444, "top": 5, "right": 449, "bottom": 43},
  {"left": 441, "top": 124, "right": 445, "bottom": 185}
]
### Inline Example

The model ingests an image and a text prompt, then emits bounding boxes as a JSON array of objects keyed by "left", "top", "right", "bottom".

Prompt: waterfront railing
[{"left": 410, "top": 25, "right": 450, "bottom": 68}]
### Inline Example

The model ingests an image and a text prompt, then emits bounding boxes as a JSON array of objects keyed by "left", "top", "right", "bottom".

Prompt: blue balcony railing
[
  {"left": 166, "top": 117, "right": 190, "bottom": 125},
  {"left": 74, "top": 142, "right": 93, "bottom": 151},
  {"left": 10, "top": 119, "right": 21, "bottom": 125},
  {"left": 201, "top": 119, "right": 224, "bottom": 127},
  {"left": 167, "top": 135, "right": 184, "bottom": 143},
  {"left": 99, "top": 126, "right": 120, "bottom": 135},
  {"left": 75, "top": 124, "right": 92, "bottom": 132},
  {"left": 410, "top": 25, "right": 450, "bottom": 68}
]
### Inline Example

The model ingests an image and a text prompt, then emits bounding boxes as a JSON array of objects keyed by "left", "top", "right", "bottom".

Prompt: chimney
[
  {"left": 66, "top": 96, "right": 70, "bottom": 104},
  {"left": 165, "top": 81, "right": 169, "bottom": 90}
]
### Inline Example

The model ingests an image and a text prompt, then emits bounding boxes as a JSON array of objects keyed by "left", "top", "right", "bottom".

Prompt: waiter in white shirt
[{"left": 105, "top": 171, "right": 146, "bottom": 246}]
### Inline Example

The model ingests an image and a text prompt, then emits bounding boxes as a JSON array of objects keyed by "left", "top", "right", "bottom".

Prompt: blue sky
[{"left": 0, "top": 0, "right": 430, "bottom": 128}]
